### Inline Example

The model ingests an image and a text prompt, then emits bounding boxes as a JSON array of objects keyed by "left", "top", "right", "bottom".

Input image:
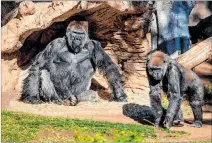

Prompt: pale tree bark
[{"left": 177, "top": 37, "right": 212, "bottom": 69}]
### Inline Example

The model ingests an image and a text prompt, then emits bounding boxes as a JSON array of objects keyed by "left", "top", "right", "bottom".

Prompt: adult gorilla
[
  {"left": 21, "top": 15, "right": 127, "bottom": 105},
  {"left": 146, "top": 51, "right": 204, "bottom": 128}
]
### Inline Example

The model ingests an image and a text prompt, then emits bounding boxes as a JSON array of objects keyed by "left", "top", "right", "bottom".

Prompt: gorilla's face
[
  {"left": 148, "top": 66, "right": 164, "bottom": 81},
  {"left": 147, "top": 51, "right": 166, "bottom": 81},
  {"left": 66, "top": 20, "right": 88, "bottom": 53}
]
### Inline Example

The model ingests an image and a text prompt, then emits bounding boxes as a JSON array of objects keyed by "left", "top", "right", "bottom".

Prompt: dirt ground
[{"left": 1, "top": 91, "right": 212, "bottom": 142}]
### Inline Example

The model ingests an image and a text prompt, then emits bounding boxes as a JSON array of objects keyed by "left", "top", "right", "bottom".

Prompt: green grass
[
  {"left": 163, "top": 130, "right": 190, "bottom": 138},
  {"left": 1, "top": 110, "right": 188, "bottom": 142}
]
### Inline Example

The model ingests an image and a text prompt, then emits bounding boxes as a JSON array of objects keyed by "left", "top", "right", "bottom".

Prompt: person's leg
[
  {"left": 181, "top": 37, "right": 190, "bottom": 54},
  {"left": 166, "top": 39, "right": 175, "bottom": 55}
]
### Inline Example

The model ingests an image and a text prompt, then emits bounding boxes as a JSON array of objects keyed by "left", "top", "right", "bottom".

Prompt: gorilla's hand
[
  {"left": 111, "top": 91, "right": 127, "bottom": 102},
  {"left": 117, "top": 93, "right": 127, "bottom": 102},
  {"left": 163, "top": 116, "right": 172, "bottom": 129},
  {"left": 62, "top": 94, "right": 78, "bottom": 106},
  {"left": 22, "top": 96, "right": 42, "bottom": 104},
  {"left": 74, "top": 48, "right": 92, "bottom": 63}
]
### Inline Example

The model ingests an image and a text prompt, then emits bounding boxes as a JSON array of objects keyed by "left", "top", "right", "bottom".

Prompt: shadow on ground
[
  {"left": 122, "top": 103, "right": 156, "bottom": 126},
  {"left": 122, "top": 103, "right": 212, "bottom": 126}
]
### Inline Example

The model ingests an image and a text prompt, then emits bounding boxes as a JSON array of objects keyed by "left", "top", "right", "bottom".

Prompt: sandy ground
[{"left": 1, "top": 91, "right": 212, "bottom": 142}]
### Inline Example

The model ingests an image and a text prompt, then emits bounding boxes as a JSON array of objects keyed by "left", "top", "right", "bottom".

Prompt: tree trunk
[
  {"left": 177, "top": 37, "right": 212, "bottom": 69},
  {"left": 193, "top": 62, "right": 212, "bottom": 75}
]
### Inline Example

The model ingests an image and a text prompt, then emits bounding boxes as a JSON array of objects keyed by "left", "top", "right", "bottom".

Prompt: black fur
[
  {"left": 145, "top": 51, "right": 204, "bottom": 128},
  {"left": 189, "top": 15, "right": 212, "bottom": 44},
  {"left": 21, "top": 16, "right": 127, "bottom": 105}
]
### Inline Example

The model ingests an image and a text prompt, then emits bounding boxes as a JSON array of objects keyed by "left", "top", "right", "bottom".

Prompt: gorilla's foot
[
  {"left": 116, "top": 95, "right": 127, "bottom": 102},
  {"left": 50, "top": 96, "right": 62, "bottom": 105},
  {"left": 173, "top": 120, "right": 184, "bottom": 127},
  {"left": 110, "top": 92, "right": 127, "bottom": 102},
  {"left": 191, "top": 121, "right": 202, "bottom": 128},
  {"left": 62, "top": 95, "right": 78, "bottom": 106},
  {"left": 163, "top": 118, "right": 172, "bottom": 129},
  {"left": 154, "top": 124, "right": 160, "bottom": 128},
  {"left": 164, "top": 123, "right": 171, "bottom": 129},
  {"left": 77, "top": 90, "right": 98, "bottom": 102},
  {"left": 62, "top": 99, "right": 74, "bottom": 106},
  {"left": 62, "top": 90, "right": 98, "bottom": 106},
  {"left": 22, "top": 96, "right": 42, "bottom": 104},
  {"left": 51, "top": 99, "right": 62, "bottom": 105}
]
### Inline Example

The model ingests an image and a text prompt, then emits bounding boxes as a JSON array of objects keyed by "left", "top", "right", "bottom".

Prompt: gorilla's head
[
  {"left": 148, "top": 66, "right": 164, "bottom": 81},
  {"left": 147, "top": 51, "right": 166, "bottom": 81},
  {"left": 66, "top": 14, "right": 89, "bottom": 53}
]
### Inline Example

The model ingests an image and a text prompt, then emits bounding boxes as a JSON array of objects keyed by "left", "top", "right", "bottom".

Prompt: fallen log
[
  {"left": 193, "top": 62, "right": 212, "bottom": 76},
  {"left": 177, "top": 37, "right": 212, "bottom": 69}
]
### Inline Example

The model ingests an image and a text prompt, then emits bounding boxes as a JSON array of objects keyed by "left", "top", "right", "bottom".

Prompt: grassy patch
[
  {"left": 164, "top": 130, "right": 190, "bottom": 138},
  {"left": 1, "top": 110, "right": 188, "bottom": 142}
]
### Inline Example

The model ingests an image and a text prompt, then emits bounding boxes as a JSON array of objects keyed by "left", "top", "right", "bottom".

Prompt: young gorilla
[
  {"left": 21, "top": 15, "right": 127, "bottom": 105},
  {"left": 146, "top": 51, "right": 204, "bottom": 128}
]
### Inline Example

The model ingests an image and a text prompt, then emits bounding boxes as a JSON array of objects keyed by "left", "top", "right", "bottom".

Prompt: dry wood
[
  {"left": 177, "top": 37, "right": 212, "bottom": 69},
  {"left": 194, "top": 62, "right": 212, "bottom": 76}
]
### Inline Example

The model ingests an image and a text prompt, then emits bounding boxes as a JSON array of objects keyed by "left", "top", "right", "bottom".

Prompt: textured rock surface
[
  {"left": 1, "top": 1, "right": 211, "bottom": 105},
  {"left": 1, "top": 1, "right": 80, "bottom": 53},
  {"left": 18, "top": 1, "right": 36, "bottom": 17},
  {"left": 1, "top": 52, "right": 21, "bottom": 93},
  {"left": 1, "top": 1, "right": 152, "bottom": 99}
]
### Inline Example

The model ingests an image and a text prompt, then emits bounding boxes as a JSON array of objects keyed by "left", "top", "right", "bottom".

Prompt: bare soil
[{"left": 1, "top": 91, "right": 212, "bottom": 142}]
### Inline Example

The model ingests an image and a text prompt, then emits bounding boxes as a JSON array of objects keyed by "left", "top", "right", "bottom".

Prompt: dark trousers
[{"left": 159, "top": 37, "right": 190, "bottom": 55}]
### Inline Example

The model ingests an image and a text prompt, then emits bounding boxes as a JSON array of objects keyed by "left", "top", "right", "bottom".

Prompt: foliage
[
  {"left": 1, "top": 110, "right": 155, "bottom": 142},
  {"left": 164, "top": 130, "right": 190, "bottom": 138},
  {"left": 74, "top": 131, "right": 108, "bottom": 142},
  {"left": 2, "top": 110, "right": 189, "bottom": 142},
  {"left": 113, "top": 130, "right": 146, "bottom": 142}
]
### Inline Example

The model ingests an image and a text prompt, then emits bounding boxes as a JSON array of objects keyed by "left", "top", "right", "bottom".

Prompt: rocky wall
[{"left": 1, "top": 1, "right": 153, "bottom": 99}]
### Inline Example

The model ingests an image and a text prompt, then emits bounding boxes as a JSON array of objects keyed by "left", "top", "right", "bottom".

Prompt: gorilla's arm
[
  {"left": 21, "top": 38, "right": 67, "bottom": 104},
  {"left": 164, "top": 64, "right": 183, "bottom": 128},
  {"left": 92, "top": 41, "right": 127, "bottom": 102},
  {"left": 34, "top": 38, "right": 65, "bottom": 68},
  {"left": 149, "top": 80, "right": 163, "bottom": 127}
]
